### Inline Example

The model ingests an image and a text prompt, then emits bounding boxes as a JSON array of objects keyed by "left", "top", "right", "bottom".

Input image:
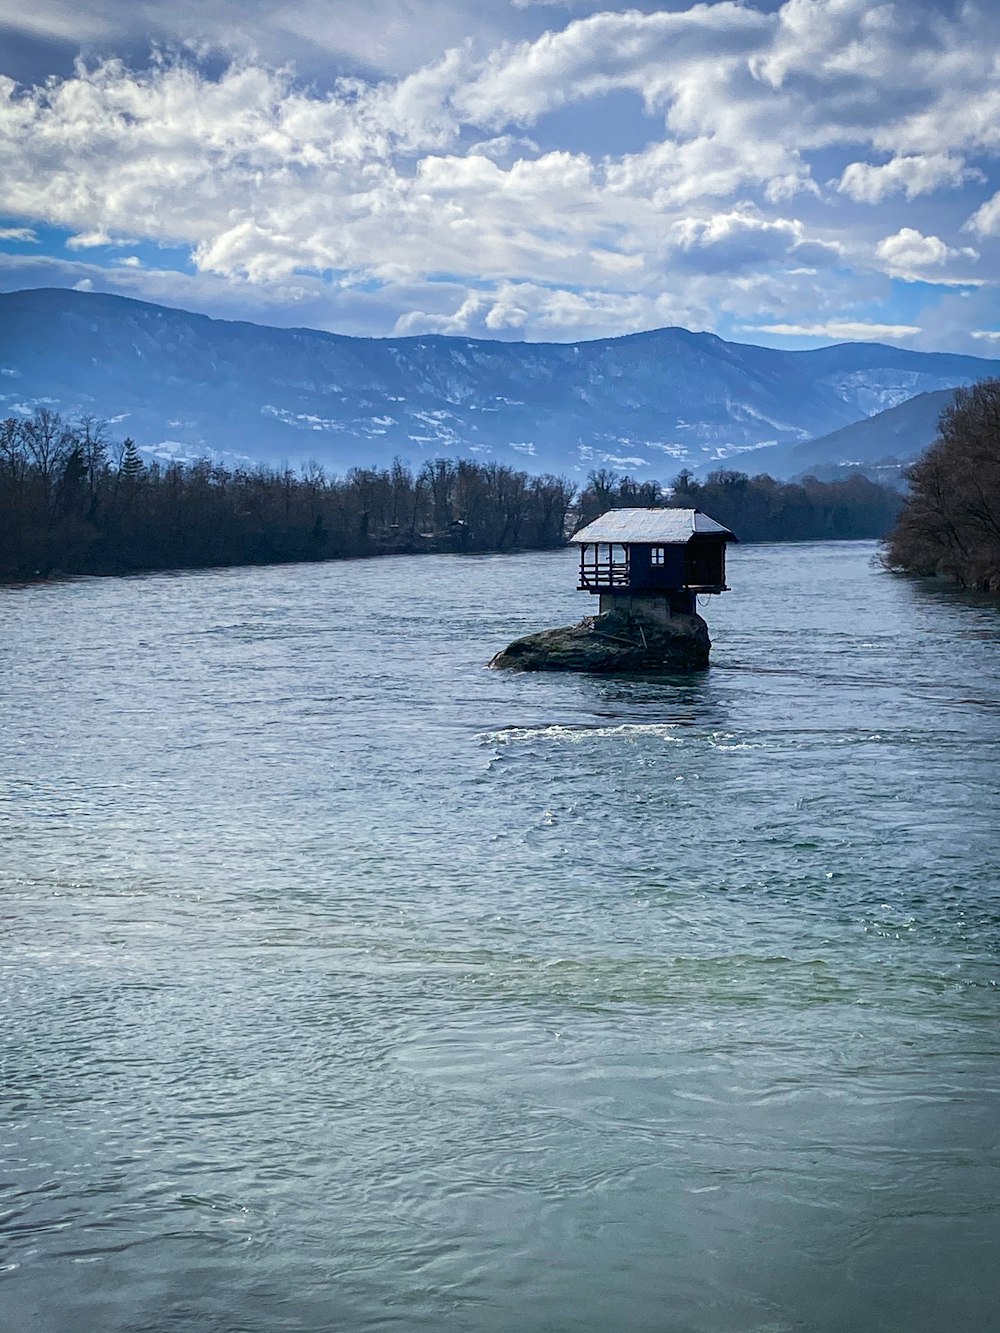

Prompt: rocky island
[{"left": 490, "top": 606, "right": 711, "bottom": 672}]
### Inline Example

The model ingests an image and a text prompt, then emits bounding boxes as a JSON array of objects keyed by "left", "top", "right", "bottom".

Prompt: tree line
[
  {"left": 1, "top": 409, "right": 905, "bottom": 579},
  {"left": 578, "top": 465, "right": 903, "bottom": 542},
  {"left": 884, "top": 378, "right": 1000, "bottom": 592},
  {"left": 0, "top": 412, "right": 575, "bottom": 576}
]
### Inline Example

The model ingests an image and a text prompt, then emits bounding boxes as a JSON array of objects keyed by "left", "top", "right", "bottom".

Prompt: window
[{"left": 650, "top": 546, "right": 665, "bottom": 566}]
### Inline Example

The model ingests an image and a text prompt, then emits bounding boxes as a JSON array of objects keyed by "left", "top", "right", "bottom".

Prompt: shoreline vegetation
[
  {"left": 884, "top": 379, "right": 1000, "bottom": 593},
  {"left": 2, "top": 410, "right": 904, "bottom": 580}
]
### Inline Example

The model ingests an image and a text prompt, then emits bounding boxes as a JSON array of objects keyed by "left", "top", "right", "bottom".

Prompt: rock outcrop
[{"left": 490, "top": 608, "right": 711, "bottom": 673}]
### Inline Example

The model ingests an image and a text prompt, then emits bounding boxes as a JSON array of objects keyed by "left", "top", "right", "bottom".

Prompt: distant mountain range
[
  {"left": 760, "top": 388, "right": 958, "bottom": 482},
  {"left": 1, "top": 288, "right": 995, "bottom": 479}
]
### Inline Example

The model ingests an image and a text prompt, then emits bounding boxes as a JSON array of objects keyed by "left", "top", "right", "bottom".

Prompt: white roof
[{"left": 571, "top": 508, "right": 735, "bottom": 544}]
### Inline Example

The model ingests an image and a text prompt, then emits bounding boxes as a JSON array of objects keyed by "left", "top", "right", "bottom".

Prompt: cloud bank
[{"left": 1, "top": 0, "right": 999, "bottom": 348}]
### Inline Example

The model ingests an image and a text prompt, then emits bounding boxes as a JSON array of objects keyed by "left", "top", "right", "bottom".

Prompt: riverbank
[{"left": 3, "top": 413, "right": 904, "bottom": 580}]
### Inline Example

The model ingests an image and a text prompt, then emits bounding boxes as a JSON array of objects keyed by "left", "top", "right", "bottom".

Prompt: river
[{"left": 1, "top": 541, "right": 998, "bottom": 1332}]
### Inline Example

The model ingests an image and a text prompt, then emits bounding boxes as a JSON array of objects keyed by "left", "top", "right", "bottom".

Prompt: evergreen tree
[{"left": 119, "top": 437, "right": 145, "bottom": 478}]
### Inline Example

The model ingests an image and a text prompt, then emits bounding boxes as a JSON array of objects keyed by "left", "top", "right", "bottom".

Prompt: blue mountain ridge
[
  {"left": 1, "top": 288, "right": 995, "bottom": 478},
  {"left": 777, "top": 388, "right": 959, "bottom": 483}
]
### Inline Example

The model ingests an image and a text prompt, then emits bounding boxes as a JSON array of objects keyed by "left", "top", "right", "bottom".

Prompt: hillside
[
  {"left": 750, "top": 388, "right": 957, "bottom": 481},
  {"left": 1, "top": 288, "right": 996, "bottom": 478}
]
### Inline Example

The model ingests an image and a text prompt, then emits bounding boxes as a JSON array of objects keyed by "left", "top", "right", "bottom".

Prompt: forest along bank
[{"left": 1, "top": 409, "right": 902, "bottom": 577}]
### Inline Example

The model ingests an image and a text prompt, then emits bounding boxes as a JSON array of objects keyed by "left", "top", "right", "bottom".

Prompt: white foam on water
[{"left": 480, "top": 722, "right": 686, "bottom": 745}]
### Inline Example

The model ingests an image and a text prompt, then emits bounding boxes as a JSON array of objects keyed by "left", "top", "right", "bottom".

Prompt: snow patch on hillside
[{"left": 262, "top": 405, "right": 349, "bottom": 432}]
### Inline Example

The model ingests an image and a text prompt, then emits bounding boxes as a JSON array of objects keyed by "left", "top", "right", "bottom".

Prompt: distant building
[{"left": 571, "top": 508, "right": 737, "bottom": 621}]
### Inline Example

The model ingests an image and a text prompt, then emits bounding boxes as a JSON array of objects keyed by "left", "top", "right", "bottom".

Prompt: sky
[{"left": 2, "top": 0, "right": 1000, "bottom": 353}]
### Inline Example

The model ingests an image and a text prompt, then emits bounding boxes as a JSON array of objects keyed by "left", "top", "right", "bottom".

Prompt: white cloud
[
  {"left": 748, "top": 321, "right": 921, "bottom": 342},
  {"left": 838, "top": 154, "right": 981, "bottom": 204},
  {"left": 971, "top": 329, "right": 1000, "bottom": 343},
  {"left": 394, "top": 280, "right": 699, "bottom": 340},
  {"left": 466, "top": 134, "right": 540, "bottom": 166},
  {"left": 671, "top": 208, "right": 841, "bottom": 272},
  {"left": 606, "top": 135, "right": 813, "bottom": 208},
  {"left": 874, "top": 227, "right": 979, "bottom": 281},
  {"left": 0, "top": 226, "right": 38, "bottom": 242},
  {"left": 456, "top": 5, "right": 772, "bottom": 126},
  {"left": 66, "top": 230, "right": 114, "bottom": 250},
  {"left": 965, "top": 189, "right": 1000, "bottom": 239}
]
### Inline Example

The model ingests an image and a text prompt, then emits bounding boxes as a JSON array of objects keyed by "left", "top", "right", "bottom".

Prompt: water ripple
[{"left": 1, "top": 542, "right": 999, "bottom": 1332}]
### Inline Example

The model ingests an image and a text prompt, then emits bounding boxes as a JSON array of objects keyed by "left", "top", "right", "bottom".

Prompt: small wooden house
[{"left": 571, "top": 508, "right": 736, "bottom": 619}]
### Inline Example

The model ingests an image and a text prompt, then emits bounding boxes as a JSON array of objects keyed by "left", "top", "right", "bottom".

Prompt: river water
[{"left": 1, "top": 541, "right": 998, "bottom": 1333}]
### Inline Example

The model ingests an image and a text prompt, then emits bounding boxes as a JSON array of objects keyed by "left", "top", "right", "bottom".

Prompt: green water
[{"left": 1, "top": 541, "right": 998, "bottom": 1332}]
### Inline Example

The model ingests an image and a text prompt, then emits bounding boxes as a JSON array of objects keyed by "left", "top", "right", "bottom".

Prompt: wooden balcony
[{"left": 578, "top": 556, "right": 630, "bottom": 590}]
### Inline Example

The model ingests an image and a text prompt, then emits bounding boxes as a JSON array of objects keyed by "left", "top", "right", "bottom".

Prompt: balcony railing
[{"left": 578, "top": 558, "right": 630, "bottom": 589}]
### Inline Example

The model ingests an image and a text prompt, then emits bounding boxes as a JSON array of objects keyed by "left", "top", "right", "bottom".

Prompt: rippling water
[{"left": 2, "top": 541, "right": 999, "bottom": 1333}]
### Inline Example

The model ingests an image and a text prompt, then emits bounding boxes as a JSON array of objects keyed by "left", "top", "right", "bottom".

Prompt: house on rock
[
  {"left": 490, "top": 507, "right": 737, "bottom": 674},
  {"left": 572, "top": 508, "right": 736, "bottom": 621}
]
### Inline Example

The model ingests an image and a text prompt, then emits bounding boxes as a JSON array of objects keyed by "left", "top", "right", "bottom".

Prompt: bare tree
[
  {"left": 20, "top": 409, "right": 74, "bottom": 505},
  {"left": 886, "top": 378, "right": 1000, "bottom": 589}
]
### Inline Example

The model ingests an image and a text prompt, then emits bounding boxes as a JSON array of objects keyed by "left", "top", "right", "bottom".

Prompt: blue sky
[{"left": 2, "top": 0, "right": 1000, "bottom": 353}]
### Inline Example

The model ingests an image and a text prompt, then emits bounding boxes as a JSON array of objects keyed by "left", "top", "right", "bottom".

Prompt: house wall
[{"left": 627, "top": 544, "right": 687, "bottom": 589}]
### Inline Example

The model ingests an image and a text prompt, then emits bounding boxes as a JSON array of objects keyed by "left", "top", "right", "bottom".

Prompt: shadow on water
[
  {"left": 897, "top": 572, "right": 1000, "bottom": 623},
  {"left": 575, "top": 669, "right": 732, "bottom": 731}
]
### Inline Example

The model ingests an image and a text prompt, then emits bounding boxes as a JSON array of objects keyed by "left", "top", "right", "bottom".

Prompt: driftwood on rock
[{"left": 490, "top": 608, "right": 711, "bottom": 673}]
